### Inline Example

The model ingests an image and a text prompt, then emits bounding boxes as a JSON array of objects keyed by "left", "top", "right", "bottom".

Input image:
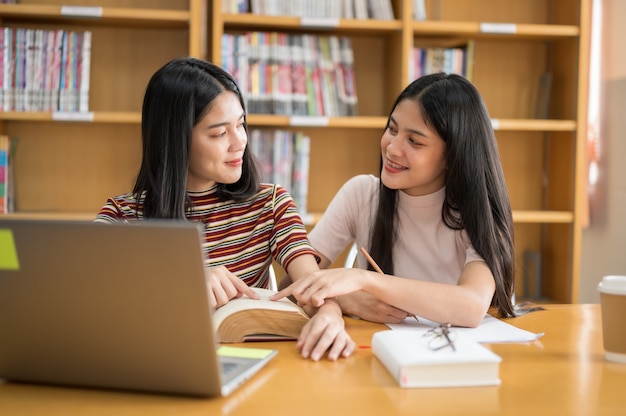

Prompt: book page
[
  {"left": 213, "top": 287, "right": 308, "bottom": 329},
  {"left": 386, "top": 314, "right": 543, "bottom": 343}
]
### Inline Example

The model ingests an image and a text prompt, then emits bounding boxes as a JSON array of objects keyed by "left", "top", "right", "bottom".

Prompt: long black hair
[
  {"left": 133, "top": 57, "right": 261, "bottom": 219},
  {"left": 368, "top": 73, "right": 515, "bottom": 317}
]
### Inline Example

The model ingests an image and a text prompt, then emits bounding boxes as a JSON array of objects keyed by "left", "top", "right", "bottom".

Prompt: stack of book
[
  {"left": 223, "top": 32, "right": 358, "bottom": 117},
  {"left": 0, "top": 27, "right": 91, "bottom": 113},
  {"left": 222, "top": 0, "right": 395, "bottom": 20},
  {"left": 248, "top": 129, "right": 310, "bottom": 220},
  {"left": 409, "top": 41, "right": 475, "bottom": 82}
]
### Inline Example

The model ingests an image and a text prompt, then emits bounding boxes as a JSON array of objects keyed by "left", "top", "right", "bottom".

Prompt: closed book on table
[{"left": 372, "top": 330, "right": 501, "bottom": 388}]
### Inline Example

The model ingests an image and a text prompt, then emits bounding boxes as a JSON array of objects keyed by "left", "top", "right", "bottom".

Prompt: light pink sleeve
[{"left": 309, "top": 175, "right": 377, "bottom": 263}]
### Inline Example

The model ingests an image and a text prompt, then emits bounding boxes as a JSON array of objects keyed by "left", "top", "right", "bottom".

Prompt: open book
[{"left": 213, "top": 287, "right": 310, "bottom": 343}]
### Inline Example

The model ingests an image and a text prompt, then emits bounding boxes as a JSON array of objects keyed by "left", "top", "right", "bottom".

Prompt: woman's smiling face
[
  {"left": 187, "top": 91, "right": 247, "bottom": 191},
  {"left": 380, "top": 98, "right": 447, "bottom": 196}
]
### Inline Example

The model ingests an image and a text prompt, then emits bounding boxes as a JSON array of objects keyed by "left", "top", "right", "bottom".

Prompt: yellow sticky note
[
  {"left": 0, "top": 229, "right": 20, "bottom": 270},
  {"left": 217, "top": 346, "right": 275, "bottom": 360}
]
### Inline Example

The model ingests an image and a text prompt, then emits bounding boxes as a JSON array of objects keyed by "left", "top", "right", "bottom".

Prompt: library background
[{"left": 0, "top": 0, "right": 590, "bottom": 304}]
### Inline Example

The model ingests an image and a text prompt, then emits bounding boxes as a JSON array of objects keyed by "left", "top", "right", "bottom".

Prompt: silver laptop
[{"left": 0, "top": 218, "right": 277, "bottom": 397}]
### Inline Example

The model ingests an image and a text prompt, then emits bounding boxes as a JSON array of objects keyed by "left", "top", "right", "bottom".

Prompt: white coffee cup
[{"left": 597, "top": 275, "right": 626, "bottom": 363}]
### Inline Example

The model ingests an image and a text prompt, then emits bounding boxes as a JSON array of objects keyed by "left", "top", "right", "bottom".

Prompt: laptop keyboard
[{"left": 221, "top": 362, "right": 238, "bottom": 375}]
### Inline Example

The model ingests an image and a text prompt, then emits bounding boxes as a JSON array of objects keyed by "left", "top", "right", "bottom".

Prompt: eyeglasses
[{"left": 424, "top": 323, "right": 456, "bottom": 352}]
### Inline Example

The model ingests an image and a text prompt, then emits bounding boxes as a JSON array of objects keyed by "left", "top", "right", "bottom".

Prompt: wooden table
[{"left": 1, "top": 304, "right": 624, "bottom": 415}]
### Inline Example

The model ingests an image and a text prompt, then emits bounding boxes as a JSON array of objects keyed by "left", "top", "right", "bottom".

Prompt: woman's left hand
[{"left": 297, "top": 300, "right": 355, "bottom": 361}]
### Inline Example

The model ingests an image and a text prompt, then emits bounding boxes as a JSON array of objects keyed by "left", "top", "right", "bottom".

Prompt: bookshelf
[
  {"left": 0, "top": 0, "right": 206, "bottom": 218},
  {"left": 1, "top": 0, "right": 590, "bottom": 304},
  {"left": 209, "top": 0, "right": 591, "bottom": 303}
]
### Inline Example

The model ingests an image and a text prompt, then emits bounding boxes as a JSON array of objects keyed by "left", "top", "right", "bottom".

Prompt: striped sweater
[{"left": 94, "top": 183, "right": 318, "bottom": 288}]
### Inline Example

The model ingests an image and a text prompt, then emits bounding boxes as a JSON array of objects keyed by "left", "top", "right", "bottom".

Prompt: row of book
[
  {"left": 248, "top": 129, "right": 310, "bottom": 220},
  {"left": 0, "top": 27, "right": 91, "bottom": 113},
  {"left": 408, "top": 42, "right": 475, "bottom": 82},
  {"left": 0, "top": 135, "right": 16, "bottom": 214},
  {"left": 223, "top": 0, "right": 394, "bottom": 20},
  {"left": 222, "top": 32, "right": 358, "bottom": 117}
]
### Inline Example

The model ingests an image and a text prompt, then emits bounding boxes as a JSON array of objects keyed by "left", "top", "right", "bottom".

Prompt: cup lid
[{"left": 597, "top": 275, "right": 626, "bottom": 295}]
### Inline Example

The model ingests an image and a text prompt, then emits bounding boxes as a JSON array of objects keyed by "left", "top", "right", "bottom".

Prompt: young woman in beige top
[{"left": 274, "top": 73, "right": 515, "bottom": 330}]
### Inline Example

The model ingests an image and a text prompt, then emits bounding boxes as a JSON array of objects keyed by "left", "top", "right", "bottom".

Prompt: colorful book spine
[
  {"left": 411, "top": 42, "right": 475, "bottom": 82},
  {"left": 79, "top": 31, "right": 92, "bottom": 113},
  {"left": 317, "top": 36, "right": 336, "bottom": 117},
  {"left": 14, "top": 28, "right": 26, "bottom": 111},
  {"left": 237, "top": 0, "right": 394, "bottom": 18},
  {"left": 249, "top": 129, "right": 311, "bottom": 218},
  {"left": 0, "top": 27, "right": 90, "bottom": 112},
  {"left": 0, "top": 28, "right": 5, "bottom": 111},
  {"left": 0, "top": 135, "right": 8, "bottom": 214},
  {"left": 222, "top": 32, "right": 358, "bottom": 117},
  {"left": 292, "top": 132, "right": 311, "bottom": 218},
  {"left": 248, "top": 31, "right": 260, "bottom": 114},
  {"left": 339, "top": 37, "right": 358, "bottom": 116},
  {"left": 259, "top": 31, "right": 272, "bottom": 114},
  {"left": 289, "top": 34, "right": 308, "bottom": 116},
  {"left": 302, "top": 34, "right": 319, "bottom": 116},
  {"left": 273, "top": 32, "right": 292, "bottom": 115}
]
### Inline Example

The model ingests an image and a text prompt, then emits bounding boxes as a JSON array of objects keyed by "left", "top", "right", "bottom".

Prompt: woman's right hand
[
  {"left": 274, "top": 269, "right": 409, "bottom": 323},
  {"left": 205, "top": 266, "right": 260, "bottom": 308}
]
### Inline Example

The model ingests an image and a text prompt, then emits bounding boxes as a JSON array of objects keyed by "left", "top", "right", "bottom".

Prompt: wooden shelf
[
  {"left": 0, "top": 4, "right": 190, "bottom": 27},
  {"left": 308, "top": 210, "right": 576, "bottom": 227},
  {"left": 223, "top": 13, "right": 402, "bottom": 34},
  {"left": 0, "top": 209, "right": 576, "bottom": 225},
  {"left": 249, "top": 116, "right": 577, "bottom": 131},
  {"left": 512, "top": 210, "right": 574, "bottom": 223},
  {"left": 246, "top": 115, "right": 388, "bottom": 128},
  {"left": 0, "top": 112, "right": 141, "bottom": 123},
  {"left": 0, "top": 212, "right": 96, "bottom": 221},
  {"left": 492, "top": 119, "right": 576, "bottom": 131},
  {"left": 0, "top": 112, "right": 578, "bottom": 132},
  {"left": 412, "top": 21, "right": 579, "bottom": 39}
]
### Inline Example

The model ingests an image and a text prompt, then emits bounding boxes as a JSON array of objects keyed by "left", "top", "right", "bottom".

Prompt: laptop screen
[{"left": 0, "top": 218, "right": 275, "bottom": 397}]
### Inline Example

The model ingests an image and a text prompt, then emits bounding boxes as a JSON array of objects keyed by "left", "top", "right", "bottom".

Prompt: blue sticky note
[{"left": 0, "top": 229, "right": 20, "bottom": 270}]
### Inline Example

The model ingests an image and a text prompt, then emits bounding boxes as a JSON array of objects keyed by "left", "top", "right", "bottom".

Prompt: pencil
[
  {"left": 359, "top": 246, "right": 383, "bottom": 274},
  {"left": 359, "top": 247, "right": 420, "bottom": 323}
]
